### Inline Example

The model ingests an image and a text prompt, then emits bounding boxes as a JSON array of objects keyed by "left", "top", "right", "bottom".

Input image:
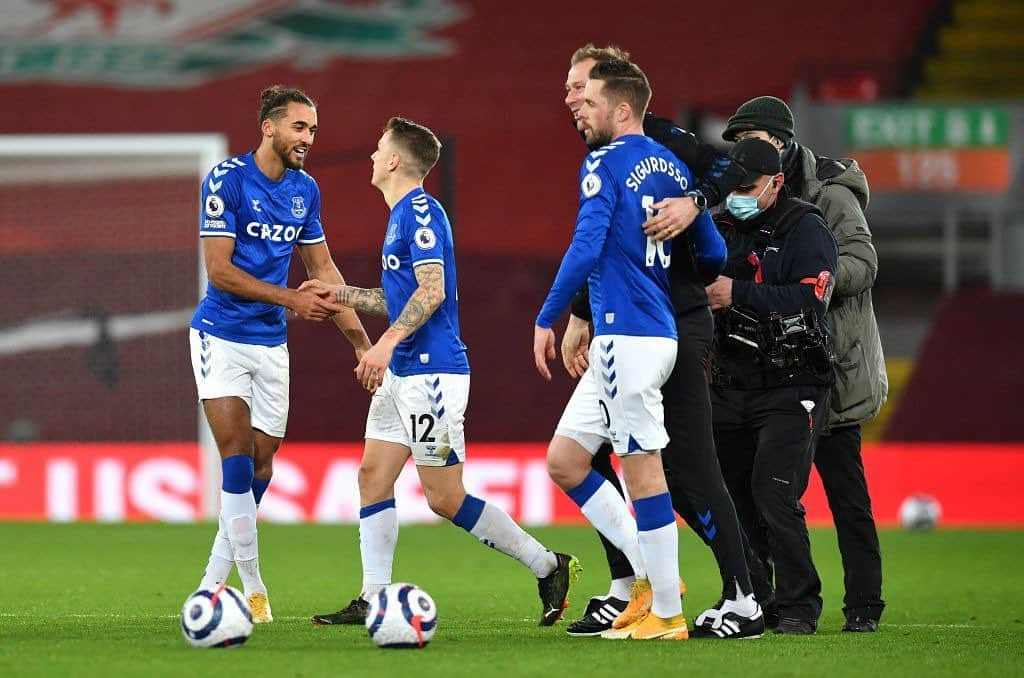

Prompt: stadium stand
[{"left": 884, "top": 289, "right": 1024, "bottom": 442}]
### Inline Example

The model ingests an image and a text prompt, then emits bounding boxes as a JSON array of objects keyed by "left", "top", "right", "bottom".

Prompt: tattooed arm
[
  {"left": 380, "top": 263, "right": 445, "bottom": 344},
  {"left": 298, "top": 280, "right": 389, "bottom": 317},
  {"left": 352, "top": 263, "right": 446, "bottom": 391},
  {"left": 333, "top": 286, "right": 389, "bottom": 317}
]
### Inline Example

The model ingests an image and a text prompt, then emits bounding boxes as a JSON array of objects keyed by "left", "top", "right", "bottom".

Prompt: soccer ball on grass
[
  {"left": 180, "top": 585, "right": 253, "bottom": 648},
  {"left": 366, "top": 583, "right": 437, "bottom": 649},
  {"left": 898, "top": 494, "right": 942, "bottom": 530}
]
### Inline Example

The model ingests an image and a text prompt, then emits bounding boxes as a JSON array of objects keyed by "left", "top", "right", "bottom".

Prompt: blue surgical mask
[{"left": 726, "top": 178, "right": 774, "bottom": 221}]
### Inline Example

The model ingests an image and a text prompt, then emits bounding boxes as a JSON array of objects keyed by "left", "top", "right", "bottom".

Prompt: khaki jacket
[{"left": 796, "top": 145, "right": 888, "bottom": 428}]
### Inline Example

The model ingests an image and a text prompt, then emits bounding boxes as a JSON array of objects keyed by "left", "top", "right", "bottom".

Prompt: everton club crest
[{"left": 291, "top": 196, "right": 307, "bottom": 219}]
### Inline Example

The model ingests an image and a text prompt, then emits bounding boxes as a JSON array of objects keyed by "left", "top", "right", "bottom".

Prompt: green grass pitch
[{"left": 0, "top": 522, "right": 1021, "bottom": 676}]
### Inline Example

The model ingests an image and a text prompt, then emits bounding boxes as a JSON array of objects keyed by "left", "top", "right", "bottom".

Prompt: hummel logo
[
  {"left": 766, "top": 246, "right": 780, "bottom": 252},
  {"left": 252, "top": 199, "right": 261, "bottom": 212}
]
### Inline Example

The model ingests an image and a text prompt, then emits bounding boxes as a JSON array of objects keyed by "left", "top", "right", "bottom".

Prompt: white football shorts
[
  {"left": 365, "top": 369, "right": 470, "bottom": 467},
  {"left": 189, "top": 328, "right": 289, "bottom": 438},
  {"left": 555, "top": 334, "right": 677, "bottom": 456}
]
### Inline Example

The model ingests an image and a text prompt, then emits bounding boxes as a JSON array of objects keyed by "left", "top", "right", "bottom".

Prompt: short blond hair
[
  {"left": 384, "top": 117, "right": 441, "bottom": 178},
  {"left": 590, "top": 60, "right": 651, "bottom": 120},
  {"left": 570, "top": 43, "right": 630, "bottom": 66}
]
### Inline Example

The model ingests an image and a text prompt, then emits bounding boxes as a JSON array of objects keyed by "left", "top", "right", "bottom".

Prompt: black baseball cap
[{"left": 729, "top": 138, "right": 782, "bottom": 186}]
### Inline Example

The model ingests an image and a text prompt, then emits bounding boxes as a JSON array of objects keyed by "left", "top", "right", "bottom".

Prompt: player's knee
[
  {"left": 216, "top": 433, "right": 254, "bottom": 457},
  {"left": 358, "top": 461, "right": 390, "bottom": 503},
  {"left": 623, "top": 473, "right": 668, "bottom": 502},
  {"left": 253, "top": 457, "right": 273, "bottom": 480},
  {"left": 425, "top": 489, "right": 460, "bottom": 520},
  {"left": 547, "top": 449, "right": 588, "bottom": 491}
]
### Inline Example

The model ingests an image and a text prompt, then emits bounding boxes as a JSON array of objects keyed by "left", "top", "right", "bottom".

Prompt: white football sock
[
  {"left": 199, "top": 515, "right": 234, "bottom": 589},
  {"left": 638, "top": 522, "right": 682, "bottom": 618},
  {"left": 723, "top": 590, "right": 760, "bottom": 618},
  {"left": 221, "top": 490, "right": 266, "bottom": 597},
  {"left": 579, "top": 482, "right": 646, "bottom": 579},
  {"left": 468, "top": 501, "right": 557, "bottom": 578},
  {"left": 607, "top": 575, "right": 635, "bottom": 601},
  {"left": 359, "top": 502, "right": 398, "bottom": 600}
]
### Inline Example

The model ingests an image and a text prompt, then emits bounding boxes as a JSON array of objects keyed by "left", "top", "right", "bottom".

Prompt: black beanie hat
[{"left": 723, "top": 96, "right": 795, "bottom": 143}]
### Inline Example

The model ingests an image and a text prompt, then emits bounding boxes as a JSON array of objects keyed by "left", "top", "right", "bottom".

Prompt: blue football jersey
[
  {"left": 537, "top": 134, "right": 692, "bottom": 340},
  {"left": 190, "top": 153, "right": 326, "bottom": 346},
  {"left": 382, "top": 188, "right": 469, "bottom": 376}
]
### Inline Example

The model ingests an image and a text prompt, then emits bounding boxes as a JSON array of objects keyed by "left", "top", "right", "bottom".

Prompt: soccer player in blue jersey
[
  {"left": 190, "top": 86, "right": 371, "bottom": 623},
  {"left": 535, "top": 60, "right": 708, "bottom": 640},
  {"left": 305, "top": 117, "right": 579, "bottom": 627}
]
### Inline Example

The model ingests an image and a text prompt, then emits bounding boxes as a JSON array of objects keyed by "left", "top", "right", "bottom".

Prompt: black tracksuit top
[
  {"left": 717, "top": 195, "right": 838, "bottom": 323},
  {"left": 711, "top": 195, "right": 839, "bottom": 387}
]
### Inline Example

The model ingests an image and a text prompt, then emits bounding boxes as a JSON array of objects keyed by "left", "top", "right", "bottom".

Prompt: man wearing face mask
[
  {"left": 705, "top": 138, "right": 838, "bottom": 635},
  {"left": 723, "top": 97, "right": 887, "bottom": 633}
]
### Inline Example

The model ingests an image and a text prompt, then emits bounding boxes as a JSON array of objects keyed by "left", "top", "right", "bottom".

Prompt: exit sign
[
  {"left": 847, "top": 105, "right": 1008, "bottom": 149},
  {"left": 847, "top": 105, "right": 1011, "bottom": 192}
]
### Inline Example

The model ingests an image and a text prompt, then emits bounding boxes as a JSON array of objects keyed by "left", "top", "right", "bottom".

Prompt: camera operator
[
  {"left": 723, "top": 96, "right": 887, "bottom": 633},
  {"left": 705, "top": 138, "right": 838, "bottom": 635}
]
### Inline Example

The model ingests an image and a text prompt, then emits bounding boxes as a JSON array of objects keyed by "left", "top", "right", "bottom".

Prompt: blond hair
[{"left": 570, "top": 43, "right": 630, "bottom": 66}]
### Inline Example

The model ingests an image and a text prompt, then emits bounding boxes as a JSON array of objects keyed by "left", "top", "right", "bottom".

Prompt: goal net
[{"left": 0, "top": 135, "right": 225, "bottom": 514}]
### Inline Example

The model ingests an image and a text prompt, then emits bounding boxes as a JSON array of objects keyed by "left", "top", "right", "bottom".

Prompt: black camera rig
[{"left": 715, "top": 305, "right": 834, "bottom": 377}]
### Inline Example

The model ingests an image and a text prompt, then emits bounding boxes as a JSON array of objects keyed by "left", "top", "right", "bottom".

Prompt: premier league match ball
[
  {"left": 899, "top": 494, "right": 942, "bottom": 530},
  {"left": 366, "top": 583, "right": 438, "bottom": 649},
  {"left": 180, "top": 585, "right": 253, "bottom": 648}
]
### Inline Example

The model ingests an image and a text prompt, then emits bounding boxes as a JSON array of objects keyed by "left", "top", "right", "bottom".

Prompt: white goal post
[{"left": 0, "top": 133, "right": 227, "bottom": 519}]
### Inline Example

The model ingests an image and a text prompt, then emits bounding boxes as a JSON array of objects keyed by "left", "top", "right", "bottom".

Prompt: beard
[
  {"left": 584, "top": 125, "right": 613, "bottom": 150},
  {"left": 274, "top": 136, "right": 304, "bottom": 170}
]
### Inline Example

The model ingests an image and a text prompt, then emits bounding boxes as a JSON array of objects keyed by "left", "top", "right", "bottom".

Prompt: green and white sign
[
  {"left": 847, "top": 105, "right": 1009, "bottom": 149},
  {"left": 0, "top": 0, "right": 466, "bottom": 88}
]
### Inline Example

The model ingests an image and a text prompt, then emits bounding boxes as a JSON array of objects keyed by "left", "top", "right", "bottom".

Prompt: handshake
[{"left": 287, "top": 279, "right": 347, "bottom": 321}]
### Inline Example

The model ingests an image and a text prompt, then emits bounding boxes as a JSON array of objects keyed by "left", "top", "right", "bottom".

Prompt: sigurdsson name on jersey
[{"left": 624, "top": 155, "right": 690, "bottom": 193}]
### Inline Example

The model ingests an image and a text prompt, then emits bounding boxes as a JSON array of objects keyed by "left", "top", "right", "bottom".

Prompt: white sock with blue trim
[
  {"left": 454, "top": 495, "right": 556, "bottom": 578},
  {"left": 199, "top": 515, "right": 234, "bottom": 589},
  {"left": 359, "top": 498, "right": 398, "bottom": 600},
  {"left": 634, "top": 492, "right": 682, "bottom": 618},
  {"left": 220, "top": 454, "right": 265, "bottom": 598},
  {"left": 568, "top": 470, "right": 645, "bottom": 579}
]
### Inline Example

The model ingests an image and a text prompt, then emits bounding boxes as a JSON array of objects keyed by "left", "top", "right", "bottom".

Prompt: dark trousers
[
  {"left": 590, "top": 307, "right": 753, "bottom": 597},
  {"left": 815, "top": 423, "right": 885, "bottom": 621},
  {"left": 713, "top": 383, "right": 829, "bottom": 623}
]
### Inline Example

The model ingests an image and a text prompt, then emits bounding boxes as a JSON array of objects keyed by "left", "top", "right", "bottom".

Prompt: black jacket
[
  {"left": 642, "top": 113, "right": 746, "bottom": 207},
  {"left": 711, "top": 195, "right": 839, "bottom": 388},
  {"left": 570, "top": 113, "right": 743, "bottom": 320}
]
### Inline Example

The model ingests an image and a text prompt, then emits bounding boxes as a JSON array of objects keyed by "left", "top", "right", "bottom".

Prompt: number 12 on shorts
[{"left": 410, "top": 414, "right": 436, "bottom": 442}]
